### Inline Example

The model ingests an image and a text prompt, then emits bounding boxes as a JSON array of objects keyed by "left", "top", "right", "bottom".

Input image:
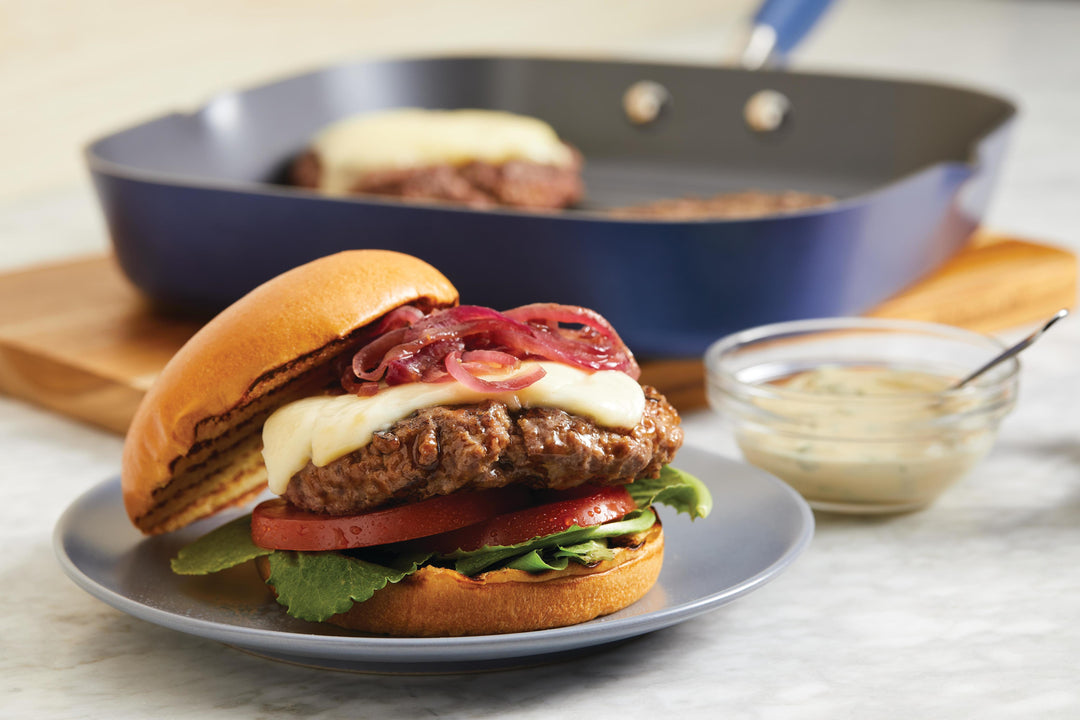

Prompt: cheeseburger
[
  {"left": 123, "top": 250, "right": 710, "bottom": 636},
  {"left": 291, "top": 108, "right": 584, "bottom": 210}
]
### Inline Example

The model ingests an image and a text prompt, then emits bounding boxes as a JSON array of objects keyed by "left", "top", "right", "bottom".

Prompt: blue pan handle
[{"left": 740, "top": 0, "right": 835, "bottom": 68}]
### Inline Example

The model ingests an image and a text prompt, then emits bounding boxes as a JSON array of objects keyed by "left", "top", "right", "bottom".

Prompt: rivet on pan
[
  {"left": 745, "top": 89, "right": 790, "bottom": 133},
  {"left": 623, "top": 81, "right": 671, "bottom": 125}
]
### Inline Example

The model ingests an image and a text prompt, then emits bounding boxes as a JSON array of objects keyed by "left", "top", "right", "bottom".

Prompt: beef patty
[
  {"left": 283, "top": 386, "right": 682, "bottom": 515},
  {"left": 291, "top": 148, "right": 584, "bottom": 210}
]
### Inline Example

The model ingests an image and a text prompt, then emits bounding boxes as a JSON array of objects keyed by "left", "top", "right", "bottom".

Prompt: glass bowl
[{"left": 704, "top": 318, "right": 1019, "bottom": 514}]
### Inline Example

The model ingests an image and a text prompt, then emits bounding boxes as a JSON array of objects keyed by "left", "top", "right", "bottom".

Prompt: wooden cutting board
[{"left": 0, "top": 233, "right": 1075, "bottom": 434}]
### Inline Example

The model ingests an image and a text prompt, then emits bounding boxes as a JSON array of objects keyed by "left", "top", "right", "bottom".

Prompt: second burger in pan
[{"left": 291, "top": 108, "right": 584, "bottom": 210}]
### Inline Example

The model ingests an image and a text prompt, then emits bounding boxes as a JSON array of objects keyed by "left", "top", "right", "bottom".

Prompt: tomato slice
[
  {"left": 251, "top": 486, "right": 531, "bottom": 551},
  {"left": 420, "top": 485, "right": 638, "bottom": 554}
]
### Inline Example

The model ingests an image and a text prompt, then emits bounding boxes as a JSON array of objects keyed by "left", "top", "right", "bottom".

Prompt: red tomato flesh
[
  {"left": 419, "top": 485, "right": 638, "bottom": 554},
  {"left": 251, "top": 486, "right": 531, "bottom": 551}
]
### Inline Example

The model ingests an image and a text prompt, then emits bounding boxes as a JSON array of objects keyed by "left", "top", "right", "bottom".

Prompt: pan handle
[{"left": 739, "top": 0, "right": 835, "bottom": 69}]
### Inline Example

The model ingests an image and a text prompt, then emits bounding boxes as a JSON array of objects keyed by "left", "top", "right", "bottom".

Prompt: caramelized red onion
[
  {"left": 342, "top": 303, "right": 638, "bottom": 395},
  {"left": 444, "top": 350, "right": 548, "bottom": 391}
]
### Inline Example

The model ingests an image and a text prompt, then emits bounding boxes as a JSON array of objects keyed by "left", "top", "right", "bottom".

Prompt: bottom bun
[{"left": 256, "top": 521, "right": 664, "bottom": 637}]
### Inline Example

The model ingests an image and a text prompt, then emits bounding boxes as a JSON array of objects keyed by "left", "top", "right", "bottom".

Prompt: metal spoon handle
[{"left": 951, "top": 308, "right": 1069, "bottom": 390}]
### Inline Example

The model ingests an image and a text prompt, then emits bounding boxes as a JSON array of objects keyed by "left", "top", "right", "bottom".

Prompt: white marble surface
[{"left": 3, "top": 1, "right": 1080, "bottom": 717}]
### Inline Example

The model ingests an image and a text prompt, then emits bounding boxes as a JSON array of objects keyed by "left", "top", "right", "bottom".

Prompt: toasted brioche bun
[
  {"left": 122, "top": 250, "right": 458, "bottom": 535},
  {"left": 255, "top": 521, "right": 663, "bottom": 636}
]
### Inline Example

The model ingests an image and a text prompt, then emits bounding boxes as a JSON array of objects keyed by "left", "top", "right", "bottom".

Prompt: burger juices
[{"left": 123, "top": 250, "right": 710, "bottom": 636}]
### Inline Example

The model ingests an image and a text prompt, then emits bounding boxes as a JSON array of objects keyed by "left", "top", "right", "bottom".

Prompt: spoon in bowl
[{"left": 951, "top": 308, "right": 1069, "bottom": 390}]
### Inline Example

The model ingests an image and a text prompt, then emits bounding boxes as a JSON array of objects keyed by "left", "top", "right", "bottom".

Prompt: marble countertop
[{"left": 3, "top": 1, "right": 1079, "bottom": 717}]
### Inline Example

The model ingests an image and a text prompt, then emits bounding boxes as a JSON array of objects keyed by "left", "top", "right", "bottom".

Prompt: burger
[
  {"left": 123, "top": 249, "right": 710, "bottom": 636},
  {"left": 290, "top": 108, "right": 584, "bottom": 210}
]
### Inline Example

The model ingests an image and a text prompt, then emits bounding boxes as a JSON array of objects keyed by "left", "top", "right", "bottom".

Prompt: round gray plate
[{"left": 54, "top": 447, "right": 813, "bottom": 673}]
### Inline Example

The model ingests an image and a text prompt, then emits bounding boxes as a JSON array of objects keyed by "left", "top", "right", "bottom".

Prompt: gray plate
[{"left": 53, "top": 447, "right": 813, "bottom": 673}]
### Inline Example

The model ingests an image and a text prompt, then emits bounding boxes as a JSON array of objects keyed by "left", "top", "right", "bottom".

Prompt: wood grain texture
[
  {"left": 0, "top": 236, "right": 1075, "bottom": 432},
  {"left": 0, "top": 256, "right": 201, "bottom": 433},
  {"left": 866, "top": 235, "right": 1077, "bottom": 331}
]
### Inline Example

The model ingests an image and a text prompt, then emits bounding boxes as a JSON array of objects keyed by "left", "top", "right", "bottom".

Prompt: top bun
[{"left": 122, "top": 250, "right": 458, "bottom": 534}]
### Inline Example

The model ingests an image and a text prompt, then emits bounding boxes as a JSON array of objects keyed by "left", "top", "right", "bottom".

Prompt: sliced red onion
[
  {"left": 504, "top": 303, "right": 621, "bottom": 342},
  {"left": 444, "top": 351, "right": 547, "bottom": 392},
  {"left": 340, "top": 369, "right": 364, "bottom": 395},
  {"left": 461, "top": 350, "right": 521, "bottom": 368},
  {"left": 341, "top": 302, "right": 638, "bottom": 396},
  {"left": 352, "top": 327, "right": 413, "bottom": 380},
  {"left": 372, "top": 305, "right": 426, "bottom": 334},
  {"left": 356, "top": 382, "right": 380, "bottom": 397}
]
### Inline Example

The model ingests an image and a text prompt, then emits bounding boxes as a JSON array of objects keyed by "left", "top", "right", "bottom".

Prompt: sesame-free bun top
[{"left": 122, "top": 250, "right": 458, "bottom": 534}]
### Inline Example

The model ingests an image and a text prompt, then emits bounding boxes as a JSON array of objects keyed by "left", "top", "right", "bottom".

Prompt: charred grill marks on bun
[{"left": 124, "top": 250, "right": 711, "bottom": 636}]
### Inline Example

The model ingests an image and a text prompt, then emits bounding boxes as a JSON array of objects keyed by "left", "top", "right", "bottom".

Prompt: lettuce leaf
[
  {"left": 449, "top": 508, "right": 657, "bottom": 576},
  {"left": 265, "top": 551, "right": 427, "bottom": 622},
  {"left": 171, "top": 515, "right": 273, "bottom": 575},
  {"left": 504, "top": 540, "right": 614, "bottom": 572},
  {"left": 625, "top": 465, "right": 712, "bottom": 519}
]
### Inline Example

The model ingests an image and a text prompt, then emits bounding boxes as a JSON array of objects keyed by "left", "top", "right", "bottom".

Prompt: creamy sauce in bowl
[{"left": 733, "top": 366, "right": 997, "bottom": 512}]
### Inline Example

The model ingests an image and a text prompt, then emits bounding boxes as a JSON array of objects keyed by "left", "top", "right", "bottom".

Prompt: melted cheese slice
[
  {"left": 262, "top": 362, "right": 645, "bottom": 494},
  {"left": 312, "top": 108, "right": 575, "bottom": 194}
]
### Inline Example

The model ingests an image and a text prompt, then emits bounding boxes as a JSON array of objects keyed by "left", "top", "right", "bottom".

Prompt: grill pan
[{"left": 87, "top": 55, "right": 1015, "bottom": 358}]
